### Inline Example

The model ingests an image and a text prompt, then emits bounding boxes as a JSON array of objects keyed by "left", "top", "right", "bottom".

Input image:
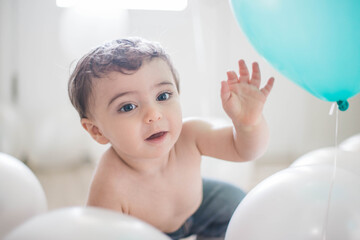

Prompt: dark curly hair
[{"left": 68, "top": 37, "right": 180, "bottom": 119}]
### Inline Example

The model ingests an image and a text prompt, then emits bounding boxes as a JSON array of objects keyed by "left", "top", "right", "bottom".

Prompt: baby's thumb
[{"left": 220, "top": 81, "right": 231, "bottom": 104}]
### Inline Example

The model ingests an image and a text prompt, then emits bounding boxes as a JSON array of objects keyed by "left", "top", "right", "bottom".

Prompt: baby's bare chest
[{"left": 123, "top": 157, "right": 203, "bottom": 232}]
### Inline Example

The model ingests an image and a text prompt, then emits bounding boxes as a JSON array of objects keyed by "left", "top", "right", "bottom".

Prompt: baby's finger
[
  {"left": 238, "top": 59, "right": 250, "bottom": 83},
  {"left": 221, "top": 81, "right": 231, "bottom": 103},
  {"left": 250, "top": 62, "right": 261, "bottom": 88},
  {"left": 227, "top": 71, "right": 238, "bottom": 85},
  {"left": 261, "top": 77, "right": 275, "bottom": 98}
]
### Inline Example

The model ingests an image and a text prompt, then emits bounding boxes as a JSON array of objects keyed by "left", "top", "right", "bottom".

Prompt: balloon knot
[{"left": 336, "top": 100, "right": 349, "bottom": 111}]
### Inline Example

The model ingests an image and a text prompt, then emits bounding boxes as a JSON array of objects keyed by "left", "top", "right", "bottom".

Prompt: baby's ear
[{"left": 81, "top": 118, "right": 109, "bottom": 145}]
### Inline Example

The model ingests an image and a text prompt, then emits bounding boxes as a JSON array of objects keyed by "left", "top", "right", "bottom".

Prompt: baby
[{"left": 68, "top": 37, "right": 274, "bottom": 240}]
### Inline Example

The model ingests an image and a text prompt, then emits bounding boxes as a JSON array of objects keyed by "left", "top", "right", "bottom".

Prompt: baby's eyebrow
[
  {"left": 154, "top": 81, "right": 175, "bottom": 88},
  {"left": 108, "top": 91, "right": 134, "bottom": 108}
]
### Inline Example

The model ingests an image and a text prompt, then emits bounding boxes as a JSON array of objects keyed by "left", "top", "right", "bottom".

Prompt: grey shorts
[{"left": 166, "top": 178, "right": 246, "bottom": 240}]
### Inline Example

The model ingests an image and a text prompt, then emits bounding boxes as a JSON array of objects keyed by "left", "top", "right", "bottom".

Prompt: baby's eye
[
  {"left": 119, "top": 103, "right": 137, "bottom": 112},
  {"left": 157, "top": 92, "right": 172, "bottom": 101}
]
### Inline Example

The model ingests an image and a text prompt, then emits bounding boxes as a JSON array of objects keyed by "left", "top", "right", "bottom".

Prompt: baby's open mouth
[{"left": 146, "top": 131, "right": 167, "bottom": 141}]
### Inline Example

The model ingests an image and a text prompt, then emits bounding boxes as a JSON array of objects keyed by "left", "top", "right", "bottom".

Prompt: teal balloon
[{"left": 230, "top": 0, "right": 360, "bottom": 105}]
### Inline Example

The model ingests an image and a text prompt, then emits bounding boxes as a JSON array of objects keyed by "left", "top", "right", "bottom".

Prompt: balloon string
[{"left": 322, "top": 107, "right": 339, "bottom": 239}]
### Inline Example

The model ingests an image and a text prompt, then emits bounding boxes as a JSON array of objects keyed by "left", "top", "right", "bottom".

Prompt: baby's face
[{"left": 90, "top": 58, "right": 182, "bottom": 160}]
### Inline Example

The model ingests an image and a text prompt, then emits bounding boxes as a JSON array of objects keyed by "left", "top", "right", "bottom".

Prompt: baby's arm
[
  {"left": 186, "top": 60, "right": 274, "bottom": 162},
  {"left": 220, "top": 59, "right": 274, "bottom": 160}
]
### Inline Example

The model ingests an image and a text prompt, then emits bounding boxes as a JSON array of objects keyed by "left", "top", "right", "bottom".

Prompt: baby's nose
[{"left": 144, "top": 106, "right": 162, "bottom": 124}]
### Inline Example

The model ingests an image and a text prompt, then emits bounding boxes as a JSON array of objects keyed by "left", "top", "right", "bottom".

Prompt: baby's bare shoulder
[
  {"left": 182, "top": 117, "right": 213, "bottom": 132},
  {"left": 180, "top": 118, "right": 202, "bottom": 137},
  {"left": 87, "top": 148, "right": 130, "bottom": 212},
  {"left": 173, "top": 119, "right": 210, "bottom": 161},
  {"left": 178, "top": 118, "right": 213, "bottom": 144}
]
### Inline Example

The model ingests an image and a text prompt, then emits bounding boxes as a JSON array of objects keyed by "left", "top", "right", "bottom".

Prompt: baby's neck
[{"left": 111, "top": 146, "right": 173, "bottom": 176}]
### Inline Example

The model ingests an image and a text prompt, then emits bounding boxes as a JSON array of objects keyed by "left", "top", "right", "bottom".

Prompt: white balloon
[
  {"left": 290, "top": 147, "right": 360, "bottom": 176},
  {"left": 225, "top": 166, "right": 360, "bottom": 240},
  {"left": 340, "top": 134, "right": 360, "bottom": 153},
  {"left": 4, "top": 207, "right": 171, "bottom": 240},
  {"left": 0, "top": 153, "right": 47, "bottom": 238}
]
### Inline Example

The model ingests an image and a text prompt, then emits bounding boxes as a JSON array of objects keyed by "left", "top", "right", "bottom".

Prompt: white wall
[
  {"left": 0, "top": 0, "right": 17, "bottom": 104},
  {"left": 1, "top": 0, "right": 359, "bottom": 178}
]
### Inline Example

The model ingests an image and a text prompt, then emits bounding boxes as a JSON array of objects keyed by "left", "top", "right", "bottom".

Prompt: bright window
[{"left": 56, "top": 0, "right": 188, "bottom": 11}]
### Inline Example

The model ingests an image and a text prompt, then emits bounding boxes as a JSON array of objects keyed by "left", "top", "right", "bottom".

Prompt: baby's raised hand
[{"left": 221, "top": 60, "right": 274, "bottom": 128}]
